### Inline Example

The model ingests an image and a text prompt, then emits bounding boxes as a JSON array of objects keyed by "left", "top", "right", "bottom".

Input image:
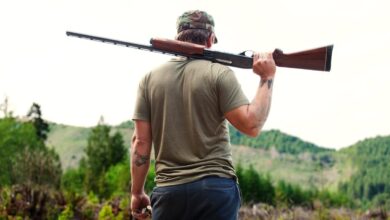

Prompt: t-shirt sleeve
[
  {"left": 217, "top": 69, "right": 250, "bottom": 114},
  {"left": 132, "top": 75, "right": 151, "bottom": 121}
]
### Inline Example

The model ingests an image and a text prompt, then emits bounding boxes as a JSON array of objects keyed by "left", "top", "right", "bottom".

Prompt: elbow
[
  {"left": 246, "top": 127, "right": 261, "bottom": 137},
  {"left": 132, "top": 138, "right": 152, "bottom": 148},
  {"left": 244, "top": 119, "right": 264, "bottom": 137}
]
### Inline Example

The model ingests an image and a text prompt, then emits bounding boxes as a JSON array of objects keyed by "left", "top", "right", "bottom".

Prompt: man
[{"left": 131, "top": 10, "right": 276, "bottom": 220}]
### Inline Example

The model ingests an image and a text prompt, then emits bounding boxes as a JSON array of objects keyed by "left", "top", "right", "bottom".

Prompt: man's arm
[
  {"left": 131, "top": 120, "right": 152, "bottom": 219},
  {"left": 225, "top": 52, "right": 276, "bottom": 137}
]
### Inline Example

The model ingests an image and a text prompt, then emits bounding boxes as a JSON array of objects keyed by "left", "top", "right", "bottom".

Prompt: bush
[
  {"left": 61, "top": 168, "right": 86, "bottom": 194},
  {"left": 237, "top": 164, "right": 275, "bottom": 204},
  {"left": 98, "top": 204, "right": 114, "bottom": 220},
  {"left": 104, "top": 161, "right": 130, "bottom": 197}
]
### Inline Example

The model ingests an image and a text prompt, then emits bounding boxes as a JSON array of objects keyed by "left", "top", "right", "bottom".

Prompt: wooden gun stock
[
  {"left": 272, "top": 46, "right": 333, "bottom": 71},
  {"left": 151, "top": 38, "right": 333, "bottom": 71}
]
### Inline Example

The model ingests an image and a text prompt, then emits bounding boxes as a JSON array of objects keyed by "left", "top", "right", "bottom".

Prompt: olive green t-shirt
[{"left": 133, "top": 58, "right": 249, "bottom": 187}]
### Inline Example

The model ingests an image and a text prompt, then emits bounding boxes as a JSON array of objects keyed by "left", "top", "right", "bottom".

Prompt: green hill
[
  {"left": 46, "top": 121, "right": 342, "bottom": 187},
  {"left": 46, "top": 120, "right": 390, "bottom": 197},
  {"left": 338, "top": 135, "right": 390, "bottom": 206},
  {"left": 229, "top": 125, "right": 333, "bottom": 154},
  {"left": 46, "top": 121, "right": 133, "bottom": 169}
]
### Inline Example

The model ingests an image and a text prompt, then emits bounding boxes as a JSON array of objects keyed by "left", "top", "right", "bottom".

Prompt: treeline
[
  {"left": 338, "top": 135, "right": 390, "bottom": 209},
  {"left": 236, "top": 163, "right": 350, "bottom": 208},
  {"left": 229, "top": 125, "right": 333, "bottom": 154}
]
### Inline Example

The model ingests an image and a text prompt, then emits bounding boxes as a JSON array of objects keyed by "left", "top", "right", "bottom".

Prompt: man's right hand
[
  {"left": 131, "top": 192, "right": 151, "bottom": 220},
  {"left": 252, "top": 52, "right": 276, "bottom": 80}
]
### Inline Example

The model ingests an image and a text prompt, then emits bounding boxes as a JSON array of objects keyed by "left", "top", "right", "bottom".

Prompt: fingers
[
  {"left": 132, "top": 210, "right": 150, "bottom": 220},
  {"left": 252, "top": 51, "right": 276, "bottom": 79},
  {"left": 253, "top": 52, "right": 272, "bottom": 60},
  {"left": 131, "top": 193, "right": 151, "bottom": 219},
  {"left": 132, "top": 205, "right": 152, "bottom": 220}
]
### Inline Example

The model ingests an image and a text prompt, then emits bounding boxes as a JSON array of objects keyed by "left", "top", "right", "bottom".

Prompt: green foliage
[
  {"left": 12, "top": 147, "right": 62, "bottom": 188},
  {"left": 371, "top": 193, "right": 390, "bottom": 210},
  {"left": 98, "top": 204, "right": 115, "bottom": 220},
  {"left": 27, "top": 103, "right": 50, "bottom": 141},
  {"left": 236, "top": 163, "right": 351, "bottom": 209},
  {"left": 0, "top": 118, "right": 43, "bottom": 186},
  {"left": 339, "top": 135, "right": 390, "bottom": 208},
  {"left": 0, "top": 114, "right": 61, "bottom": 188},
  {"left": 84, "top": 123, "right": 127, "bottom": 197},
  {"left": 275, "top": 180, "right": 312, "bottom": 206},
  {"left": 230, "top": 125, "right": 332, "bottom": 154},
  {"left": 104, "top": 159, "right": 131, "bottom": 196},
  {"left": 58, "top": 205, "right": 74, "bottom": 220},
  {"left": 4, "top": 185, "right": 63, "bottom": 219},
  {"left": 0, "top": 188, "right": 10, "bottom": 217},
  {"left": 317, "top": 189, "right": 350, "bottom": 208},
  {"left": 61, "top": 167, "right": 86, "bottom": 194},
  {"left": 85, "top": 124, "right": 126, "bottom": 177},
  {"left": 116, "top": 120, "right": 134, "bottom": 129},
  {"left": 145, "top": 162, "right": 156, "bottom": 193},
  {"left": 237, "top": 163, "right": 275, "bottom": 204},
  {"left": 87, "top": 191, "right": 100, "bottom": 204}
]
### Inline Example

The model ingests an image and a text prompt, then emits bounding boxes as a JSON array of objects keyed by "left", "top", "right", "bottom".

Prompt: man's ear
[{"left": 206, "top": 34, "right": 215, "bottom": 48}]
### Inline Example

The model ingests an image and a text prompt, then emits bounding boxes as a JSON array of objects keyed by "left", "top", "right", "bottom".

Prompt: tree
[
  {"left": 0, "top": 117, "right": 44, "bottom": 186},
  {"left": 12, "top": 148, "right": 62, "bottom": 188},
  {"left": 84, "top": 120, "right": 127, "bottom": 196},
  {"left": 27, "top": 103, "right": 49, "bottom": 141},
  {"left": 238, "top": 164, "right": 275, "bottom": 204}
]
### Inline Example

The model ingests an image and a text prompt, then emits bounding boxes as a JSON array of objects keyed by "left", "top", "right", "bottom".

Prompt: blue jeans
[{"left": 150, "top": 176, "right": 241, "bottom": 220}]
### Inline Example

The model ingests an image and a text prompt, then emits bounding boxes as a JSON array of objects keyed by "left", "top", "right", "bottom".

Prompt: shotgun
[{"left": 66, "top": 31, "right": 333, "bottom": 72}]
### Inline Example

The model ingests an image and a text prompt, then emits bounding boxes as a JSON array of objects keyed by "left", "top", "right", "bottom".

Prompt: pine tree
[
  {"left": 27, "top": 103, "right": 49, "bottom": 141},
  {"left": 84, "top": 118, "right": 126, "bottom": 196}
]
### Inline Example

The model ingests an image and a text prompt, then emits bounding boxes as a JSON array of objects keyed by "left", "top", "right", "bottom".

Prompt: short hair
[{"left": 175, "top": 29, "right": 211, "bottom": 45}]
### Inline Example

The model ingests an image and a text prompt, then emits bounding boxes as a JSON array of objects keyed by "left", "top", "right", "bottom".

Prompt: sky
[{"left": 1, "top": 0, "right": 389, "bottom": 149}]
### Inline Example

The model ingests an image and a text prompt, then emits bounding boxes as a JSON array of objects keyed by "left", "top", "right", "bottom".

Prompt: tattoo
[
  {"left": 254, "top": 79, "right": 274, "bottom": 129},
  {"left": 267, "top": 79, "right": 273, "bottom": 89},
  {"left": 134, "top": 151, "right": 149, "bottom": 167},
  {"left": 261, "top": 79, "right": 273, "bottom": 90}
]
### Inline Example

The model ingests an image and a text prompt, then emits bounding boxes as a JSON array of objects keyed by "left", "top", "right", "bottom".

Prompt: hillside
[
  {"left": 338, "top": 135, "right": 390, "bottom": 205},
  {"left": 46, "top": 121, "right": 390, "bottom": 207},
  {"left": 47, "top": 121, "right": 350, "bottom": 188},
  {"left": 46, "top": 121, "right": 133, "bottom": 169},
  {"left": 229, "top": 125, "right": 333, "bottom": 154},
  {"left": 47, "top": 121, "right": 390, "bottom": 193}
]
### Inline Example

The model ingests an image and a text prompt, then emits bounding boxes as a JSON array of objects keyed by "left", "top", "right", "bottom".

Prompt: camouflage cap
[{"left": 176, "top": 10, "right": 218, "bottom": 43}]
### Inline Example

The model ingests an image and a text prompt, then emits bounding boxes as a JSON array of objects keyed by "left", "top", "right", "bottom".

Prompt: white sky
[{"left": 1, "top": 0, "right": 389, "bottom": 149}]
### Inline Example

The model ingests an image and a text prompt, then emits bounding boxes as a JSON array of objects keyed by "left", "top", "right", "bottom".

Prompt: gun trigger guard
[{"left": 238, "top": 50, "right": 254, "bottom": 57}]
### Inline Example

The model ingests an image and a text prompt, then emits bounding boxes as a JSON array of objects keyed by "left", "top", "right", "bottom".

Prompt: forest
[{"left": 0, "top": 103, "right": 389, "bottom": 219}]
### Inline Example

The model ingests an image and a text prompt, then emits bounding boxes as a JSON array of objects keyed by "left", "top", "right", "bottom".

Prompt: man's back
[
  {"left": 134, "top": 58, "right": 249, "bottom": 187},
  {"left": 130, "top": 10, "right": 276, "bottom": 220}
]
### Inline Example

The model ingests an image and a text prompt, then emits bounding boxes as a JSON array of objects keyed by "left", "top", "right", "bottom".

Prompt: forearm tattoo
[
  {"left": 255, "top": 78, "right": 273, "bottom": 128},
  {"left": 267, "top": 79, "right": 273, "bottom": 89},
  {"left": 134, "top": 151, "right": 149, "bottom": 167},
  {"left": 261, "top": 79, "right": 273, "bottom": 90}
]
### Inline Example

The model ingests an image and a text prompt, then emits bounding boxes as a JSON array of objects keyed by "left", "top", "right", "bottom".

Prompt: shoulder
[
  {"left": 210, "top": 62, "right": 233, "bottom": 74},
  {"left": 186, "top": 59, "right": 234, "bottom": 76}
]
